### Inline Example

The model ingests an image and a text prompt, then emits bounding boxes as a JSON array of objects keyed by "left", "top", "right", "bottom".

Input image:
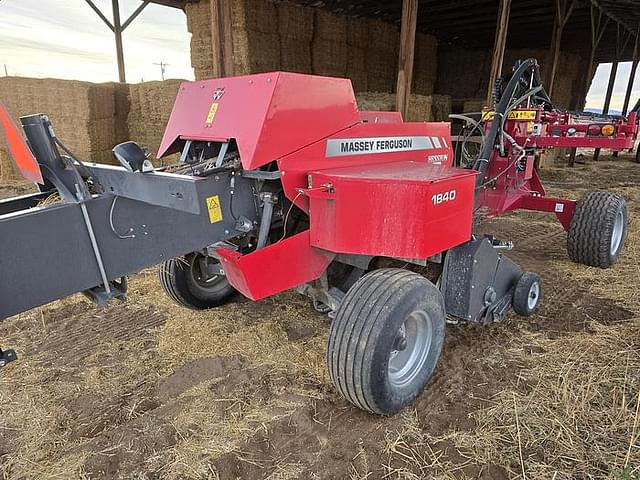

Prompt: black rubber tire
[
  {"left": 635, "top": 144, "right": 640, "bottom": 163},
  {"left": 567, "top": 192, "right": 627, "bottom": 268},
  {"left": 158, "top": 254, "right": 235, "bottom": 310},
  {"left": 512, "top": 272, "right": 541, "bottom": 317},
  {"left": 327, "top": 268, "right": 446, "bottom": 415}
]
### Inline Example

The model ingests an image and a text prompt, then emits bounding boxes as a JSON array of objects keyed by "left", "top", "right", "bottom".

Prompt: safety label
[
  {"left": 206, "top": 195, "right": 223, "bottom": 223},
  {"left": 482, "top": 110, "right": 537, "bottom": 121},
  {"left": 206, "top": 102, "right": 219, "bottom": 124}
]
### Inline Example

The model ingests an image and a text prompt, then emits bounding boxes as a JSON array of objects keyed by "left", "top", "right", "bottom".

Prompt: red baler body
[{"left": 160, "top": 72, "right": 476, "bottom": 300}]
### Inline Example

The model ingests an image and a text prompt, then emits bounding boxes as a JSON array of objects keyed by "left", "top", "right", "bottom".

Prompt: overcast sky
[
  {"left": 0, "top": 0, "right": 194, "bottom": 82},
  {"left": 0, "top": 0, "right": 637, "bottom": 111}
]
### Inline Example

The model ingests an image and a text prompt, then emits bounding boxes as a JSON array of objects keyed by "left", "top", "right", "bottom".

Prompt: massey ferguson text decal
[{"left": 325, "top": 136, "right": 446, "bottom": 157}]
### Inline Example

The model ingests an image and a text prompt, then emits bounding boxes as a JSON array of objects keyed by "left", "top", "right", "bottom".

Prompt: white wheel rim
[
  {"left": 528, "top": 282, "right": 540, "bottom": 310},
  {"left": 611, "top": 210, "right": 624, "bottom": 256},
  {"left": 388, "top": 311, "right": 432, "bottom": 388}
]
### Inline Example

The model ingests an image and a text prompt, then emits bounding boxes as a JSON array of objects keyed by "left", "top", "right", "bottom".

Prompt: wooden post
[
  {"left": 596, "top": 24, "right": 629, "bottom": 160},
  {"left": 210, "top": 0, "right": 234, "bottom": 78},
  {"left": 546, "top": 0, "right": 575, "bottom": 96},
  {"left": 486, "top": 0, "right": 511, "bottom": 106},
  {"left": 583, "top": 5, "right": 610, "bottom": 108},
  {"left": 396, "top": 0, "right": 418, "bottom": 119},
  {"left": 622, "top": 29, "right": 640, "bottom": 115},
  {"left": 112, "top": 0, "right": 126, "bottom": 83}
]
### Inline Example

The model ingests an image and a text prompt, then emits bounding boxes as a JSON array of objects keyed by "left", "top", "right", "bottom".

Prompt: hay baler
[{"left": 0, "top": 61, "right": 628, "bottom": 414}]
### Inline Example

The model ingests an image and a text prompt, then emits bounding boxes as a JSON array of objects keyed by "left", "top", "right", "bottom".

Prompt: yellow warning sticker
[
  {"left": 482, "top": 110, "right": 537, "bottom": 121},
  {"left": 206, "top": 195, "right": 223, "bottom": 223},
  {"left": 206, "top": 102, "right": 219, "bottom": 124}
]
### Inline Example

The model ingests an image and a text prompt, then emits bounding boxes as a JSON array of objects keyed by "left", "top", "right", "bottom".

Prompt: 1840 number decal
[{"left": 431, "top": 190, "right": 457, "bottom": 205}]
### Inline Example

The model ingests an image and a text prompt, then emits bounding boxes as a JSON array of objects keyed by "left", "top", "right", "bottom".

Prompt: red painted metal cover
[
  {"left": 158, "top": 72, "right": 359, "bottom": 170},
  {"left": 307, "top": 161, "right": 477, "bottom": 259}
]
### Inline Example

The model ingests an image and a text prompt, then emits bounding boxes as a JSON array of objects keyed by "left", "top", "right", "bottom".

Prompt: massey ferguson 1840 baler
[{"left": 0, "top": 59, "right": 630, "bottom": 415}]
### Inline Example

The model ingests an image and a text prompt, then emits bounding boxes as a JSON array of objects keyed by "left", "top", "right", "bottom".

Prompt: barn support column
[
  {"left": 622, "top": 29, "right": 640, "bottom": 116},
  {"left": 83, "top": 0, "right": 150, "bottom": 82},
  {"left": 596, "top": 24, "right": 631, "bottom": 160},
  {"left": 583, "top": 4, "right": 609, "bottom": 110},
  {"left": 486, "top": 0, "right": 511, "bottom": 105},
  {"left": 546, "top": 0, "right": 575, "bottom": 96},
  {"left": 396, "top": 0, "right": 418, "bottom": 119},
  {"left": 209, "top": 0, "right": 234, "bottom": 78}
]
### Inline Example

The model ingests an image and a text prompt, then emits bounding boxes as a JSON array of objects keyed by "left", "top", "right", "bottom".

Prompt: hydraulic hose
[{"left": 473, "top": 58, "right": 539, "bottom": 191}]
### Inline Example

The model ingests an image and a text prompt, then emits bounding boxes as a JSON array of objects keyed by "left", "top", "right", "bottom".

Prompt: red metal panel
[
  {"left": 278, "top": 121, "right": 455, "bottom": 212},
  {"left": 306, "top": 161, "right": 477, "bottom": 259},
  {"left": 216, "top": 230, "right": 334, "bottom": 300},
  {"left": 158, "top": 72, "right": 359, "bottom": 170}
]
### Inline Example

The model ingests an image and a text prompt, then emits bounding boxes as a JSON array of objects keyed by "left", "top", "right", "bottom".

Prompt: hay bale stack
[
  {"left": 462, "top": 98, "right": 486, "bottom": 113},
  {"left": 355, "top": 91, "right": 451, "bottom": 122},
  {"left": 0, "top": 77, "right": 121, "bottom": 179},
  {"left": 185, "top": 0, "right": 214, "bottom": 80},
  {"left": 312, "top": 10, "right": 347, "bottom": 78},
  {"left": 127, "top": 80, "right": 182, "bottom": 165},
  {"left": 232, "top": 0, "right": 280, "bottom": 74},
  {"left": 346, "top": 17, "right": 368, "bottom": 92},
  {"left": 436, "top": 46, "right": 491, "bottom": 99},
  {"left": 424, "top": 94, "right": 451, "bottom": 122},
  {"left": 278, "top": 1, "right": 313, "bottom": 73},
  {"left": 413, "top": 33, "right": 438, "bottom": 95},
  {"left": 366, "top": 18, "right": 399, "bottom": 92},
  {"left": 355, "top": 92, "right": 396, "bottom": 112}
]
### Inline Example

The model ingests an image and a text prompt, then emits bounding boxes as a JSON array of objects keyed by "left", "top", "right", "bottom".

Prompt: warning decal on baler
[
  {"left": 326, "top": 136, "right": 436, "bottom": 157},
  {"left": 206, "top": 195, "right": 223, "bottom": 223},
  {"left": 205, "top": 102, "right": 219, "bottom": 124}
]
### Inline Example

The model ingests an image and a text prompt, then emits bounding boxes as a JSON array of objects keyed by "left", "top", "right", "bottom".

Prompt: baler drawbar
[{"left": 0, "top": 60, "right": 629, "bottom": 415}]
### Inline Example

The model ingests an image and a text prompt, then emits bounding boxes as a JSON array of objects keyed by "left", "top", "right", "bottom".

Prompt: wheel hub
[
  {"left": 611, "top": 210, "right": 624, "bottom": 256},
  {"left": 388, "top": 311, "right": 433, "bottom": 388},
  {"left": 528, "top": 282, "right": 539, "bottom": 310}
]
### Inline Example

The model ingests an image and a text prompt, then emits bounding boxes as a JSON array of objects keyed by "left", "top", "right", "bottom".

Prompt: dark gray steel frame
[{"left": 0, "top": 165, "right": 258, "bottom": 320}]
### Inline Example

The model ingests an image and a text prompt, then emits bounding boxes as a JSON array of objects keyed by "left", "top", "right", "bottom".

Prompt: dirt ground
[{"left": 1, "top": 156, "right": 639, "bottom": 480}]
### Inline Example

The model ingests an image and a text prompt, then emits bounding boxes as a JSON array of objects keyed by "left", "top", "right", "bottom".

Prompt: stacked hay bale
[
  {"left": 413, "top": 33, "right": 438, "bottom": 95},
  {"left": 312, "top": 10, "right": 347, "bottom": 78},
  {"left": 127, "top": 80, "right": 182, "bottom": 165},
  {"left": 0, "top": 77, "right": 121, "bottom": 179},
  {"left": 185, "top": 1, "right": 214, "bottom": 79},
  {"left": 346, "top": 17, "right": 369, "bottom": 92},
  {"left": 355, "top": 92, "right": 451, "bottom": 122},
  {"left": 278, "top": 2, "right": 313, "bottom": 73},
  {"left": 366, "top": 18, "right": 400, "bottom": 93},
  {"left": 232, "top": 0, "right": 280, "bottom": 74}
]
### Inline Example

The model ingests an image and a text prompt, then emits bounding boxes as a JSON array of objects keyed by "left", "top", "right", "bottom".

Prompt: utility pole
[
  {"left": 153, "top": 62, "right": 170, "bottom": 80},
  {"left": 3, "top": 64, "right": 7, "bottom": 77}
]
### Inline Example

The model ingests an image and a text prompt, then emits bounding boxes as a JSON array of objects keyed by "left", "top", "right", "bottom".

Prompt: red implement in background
[{"left": 0, "top": 102, "right": 43, "bottom": 184}]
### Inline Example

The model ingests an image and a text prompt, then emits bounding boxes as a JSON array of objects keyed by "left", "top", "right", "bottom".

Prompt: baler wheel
[
  {"left": 327, "top": 269, "right": 446, "bottom": 415},
  {"left": 512, "top": 272, "right": 541, "bottom": 316},
  {"left": 567, "top": 192, "right": 627, "bottom": 268},
  {"left": 158, "top": 254, "right": 235, "bottom": 310}
]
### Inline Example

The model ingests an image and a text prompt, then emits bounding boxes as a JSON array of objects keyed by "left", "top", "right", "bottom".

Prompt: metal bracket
[{"left": 0, "top": 348, "right": 17, "bottom": 367}]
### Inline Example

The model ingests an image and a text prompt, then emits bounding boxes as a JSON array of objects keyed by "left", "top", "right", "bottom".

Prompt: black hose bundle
[{"left": 472, "top": 58, "right": 551, "bottom": 191}]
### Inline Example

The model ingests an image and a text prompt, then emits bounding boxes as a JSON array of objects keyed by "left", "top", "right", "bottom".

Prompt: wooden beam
[
  {"left": 622, "top": 29, "right": 640, "bottom": 115},
  {"left": 209, "top": 0, "right": 234, "bottom": 78},
  {"left": 583, "top": 4, "right": 610, "bottom": 109},
  {"left": 546, "top": 0, "right": 575, "bottom": 96},
  {"left": 486, "top": 0, "right": 511, "bottom": 106},
  {"left": 396, "top": 0, "right": 418, "bottom": 119},
  {"left": 112, "top": 0, "right": 126, "bottom": 83}
]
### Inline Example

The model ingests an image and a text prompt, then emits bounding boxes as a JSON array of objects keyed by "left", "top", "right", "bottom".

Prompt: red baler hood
[{"left": 158, "top": 72, "right": 360, "bottom": 171}]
